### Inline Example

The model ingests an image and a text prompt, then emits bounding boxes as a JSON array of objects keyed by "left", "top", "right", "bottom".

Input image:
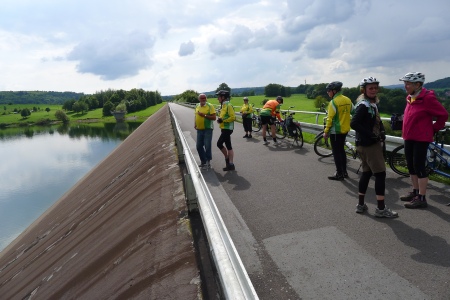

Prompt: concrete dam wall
[{"left": 0, "top": 105, "right": 201, "bottom": 299}]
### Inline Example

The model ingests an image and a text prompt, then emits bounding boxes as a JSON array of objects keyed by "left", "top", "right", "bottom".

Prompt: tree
[
  {"left": 175, "top": 90, "right": 199, "bottom": 103},
  {"left": 55, "top": 110, "right": 70, "bottom": 123},
  {"left": 264, "top": 83, "right": 291, "bottom": 97},
  {"left": 215, "top": 83, "right": 231, "bottom": 95},
  {"left": 21, "top": 108, "right": 31, "bottom": 118},
  {"left": 314, "top": 96, "right": 328, "bottom": 109},
  {"left": 103, "top": 101, "right": 114, "bottom": 116},
  {"left": 45, "top": 107, "right": 50, "bottom": 114}
]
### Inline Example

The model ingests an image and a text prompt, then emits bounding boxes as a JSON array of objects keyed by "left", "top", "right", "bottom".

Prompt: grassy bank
[{"left": 0, "top": 103, "right": 167, "bottom": 127}]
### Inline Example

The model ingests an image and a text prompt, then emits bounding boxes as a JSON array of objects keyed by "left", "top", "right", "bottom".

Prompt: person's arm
[
  {"left": 223, "top": 103, "right": 236, "bottom": 122},
  {"left": 324, "top": 101, "right": 335, "bottom": 138},
  {"left": 428, "top": 97, "right": 449, "bottom": 132}
]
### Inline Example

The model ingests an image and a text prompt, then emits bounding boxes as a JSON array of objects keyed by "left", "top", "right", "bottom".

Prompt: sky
[{"left": 1, "top": 0, "right": 449, "bottom": 96}]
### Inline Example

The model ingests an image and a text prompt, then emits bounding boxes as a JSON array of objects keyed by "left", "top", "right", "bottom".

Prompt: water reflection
[{"left": 0, "top": 121, "right": 142, "bottom": 251}]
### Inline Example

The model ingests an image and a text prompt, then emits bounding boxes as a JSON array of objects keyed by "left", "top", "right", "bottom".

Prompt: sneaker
[
  {"left": 328, "top": 173, "right": 344, "bottom": 181},
  {"left": 374, "top": 207, "right": 399, "bottom": 218},
  {"left": 400, "top": 191, "right": 417, "bottom": 201},
  {"left": 343, "top": 172, "right": 349, "bottom": 178},
  {"left": 404, "top": 196, "right": 428, "bottom": 209},
  {"left": 198, "top": 162, "right": 206, "bottom": 169},
  {"left": 356, "top": 204, "right": 368, "bottom": 213},
  {"left": 243, "top": 134, "right": 248, "bottom": 138},
  {"left": 263, "top": 141, "right": 270, "bottom": 145},
  {"left": 206, "top": 161, "right": 211, "bottom": 169},
  {"left": 248, "top": 135, "right": 252, "bottom": 138},
  {"left": 223, "top": 164, "right": 235, "bottom": 171},
  {"left": 273, "top": 141, "right": 281, "bottom": 146}
]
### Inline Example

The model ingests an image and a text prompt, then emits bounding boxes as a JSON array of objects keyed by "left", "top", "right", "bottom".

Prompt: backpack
[{"left": 390, "top": 113, "right": 403, "bottom": 131}]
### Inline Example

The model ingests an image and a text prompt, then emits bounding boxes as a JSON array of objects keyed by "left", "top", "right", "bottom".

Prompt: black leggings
[
  {"left": 404, "top": 140, "right": 429, "bottom": 178},
  {"left": 217, "top": 129, "right": 233, "bottom": 150},
  {"left": 243, "top": 118, "right": 252, "bottom": 133},
  {"left": 359, "top": 171, "right": 386, "bottom": 196},
  {"left": 330, "top": 133, "right": 347, "bottom": 175}
]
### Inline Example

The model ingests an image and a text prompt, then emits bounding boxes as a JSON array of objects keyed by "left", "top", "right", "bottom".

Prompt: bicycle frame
[{"left": 427, "top": 129, "right": 450, "bottom": 178}]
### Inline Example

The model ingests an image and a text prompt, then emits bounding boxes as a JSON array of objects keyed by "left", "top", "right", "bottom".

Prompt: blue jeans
[{"left": 196, "top": 129, "right": 213, "bottom": 163}]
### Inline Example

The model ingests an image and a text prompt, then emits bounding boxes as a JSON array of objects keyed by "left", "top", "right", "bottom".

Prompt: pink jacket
[{"left": 402, "top": 88, "right": 448, "bottom": 142}]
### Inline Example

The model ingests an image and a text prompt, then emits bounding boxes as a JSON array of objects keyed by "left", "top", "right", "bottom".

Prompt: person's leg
[
  {"left": 204, "top": 129, "right": 213, "bottom": 162},
  {"left": 196, "top": 130, "right": 206, "bottom": 164},
  {"left": 405, "top": 141, "right": 429, "bottom": 208},
  {"left": 329, "top": 134, "right": 345, "bottom": 177},
  {"left": 402, "top": 140, "right": 419, "bottom": 199}
]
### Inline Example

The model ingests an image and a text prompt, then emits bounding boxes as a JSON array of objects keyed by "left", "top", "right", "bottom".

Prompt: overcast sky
[{"left": 1, "top": 0, "right": 449, "bottom": 96}]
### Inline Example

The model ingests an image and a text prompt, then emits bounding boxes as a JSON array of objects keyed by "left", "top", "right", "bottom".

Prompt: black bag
[
  {"left": 286, "top": 117, "right": 297, "bottom": 136},
  {"left": 390, "top": 113, "right": 403, "bottom": 131}
]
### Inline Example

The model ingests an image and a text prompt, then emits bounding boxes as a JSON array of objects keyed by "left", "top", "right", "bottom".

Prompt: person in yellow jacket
[
  {"left": 195, "top": 94, "right": 216, "bottom": 170},
  {"left": 240, "top": 97, "right": 253, "bottom": 138},
  {"left": 323, "top": 81, "right": 353, "bottom": 180},
  {"left": 216, "top": 90, "right": 236, "bottom": 171}
]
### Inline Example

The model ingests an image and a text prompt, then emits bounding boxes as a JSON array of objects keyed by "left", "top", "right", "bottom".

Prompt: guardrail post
[{"left": 184, "top": 173, "right": 198, "bottom": 211}]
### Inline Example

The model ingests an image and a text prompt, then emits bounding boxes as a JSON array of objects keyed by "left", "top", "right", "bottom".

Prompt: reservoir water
[{"left": 0, "top": 122, "right": 141, "bottom": 251}]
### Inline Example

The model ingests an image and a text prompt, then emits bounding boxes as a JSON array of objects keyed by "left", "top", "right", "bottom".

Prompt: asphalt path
[{"left": 170, "top": 103, "right": 450, "bottom": 300}]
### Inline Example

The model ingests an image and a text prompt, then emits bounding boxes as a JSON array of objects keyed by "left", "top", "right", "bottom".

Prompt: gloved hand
[{"left": 217, "top": 118, "right": 223, "bottom": 124}]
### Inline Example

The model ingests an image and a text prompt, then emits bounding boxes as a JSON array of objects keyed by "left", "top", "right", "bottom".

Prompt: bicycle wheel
[
  {"left": 292, "top": 125, "right": 304, "bottom": 148},
  {"left": 275, "top": 122, "right": 286, "bottom": 139},
  {"left": 388, "top": 145, "right": 410, "bottom": 176},
  {"left": 314, "top": 134, "right": 333, "bottom": 157},
  {"left": 252, "top": 117, "right": 261, "bottom": 132}
]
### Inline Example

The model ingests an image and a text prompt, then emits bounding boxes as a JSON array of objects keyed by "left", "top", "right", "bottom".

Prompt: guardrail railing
[{"left": 169, "top": 103, "right": 259, "bottom": 300}]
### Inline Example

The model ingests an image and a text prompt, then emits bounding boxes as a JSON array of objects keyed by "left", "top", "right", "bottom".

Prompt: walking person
[
  {"left": 398, "top": 72, "right": 448, "bottom": 208},
  {"left": 194, "top": 94, "right": 216, "bottom": 170},
  {"left": 216, "top": 90, "right": 236, "bottom": 171},
  {"left": 323, "top": 81, "right": 353, "bottom": 180},
  {"left": 240, "top": 97, "right": 253, "bottom": 138},
  {"left": 351, "top": 77, "right": 398, "bottom": 218},
  {"left": 260, "top": 96, "right": 283, "bottom": 146}
]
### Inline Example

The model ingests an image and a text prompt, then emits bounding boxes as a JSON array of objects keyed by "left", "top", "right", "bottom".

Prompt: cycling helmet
[
  {"left": 326, "top": 81, "right": 343, "bottom": 91},
  {"left": 243, "top": 97, "right": 249, "bottom": 101},
  {"left": 360, "top": 76, "right": 379, "bottom": 87},
  {"left": 215, "top": 90, "right": 230, "bottom": 97},
  {"left": 399, "top": 72, "right": 425, "bottom": 83},
  {"left": 276, "top": 96, "right": 283, "bottom": 103}
]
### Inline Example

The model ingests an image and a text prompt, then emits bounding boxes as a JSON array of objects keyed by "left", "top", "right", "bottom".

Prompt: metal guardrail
[{"left": 169, "top": 104, "right": 259, "bottom": 300}]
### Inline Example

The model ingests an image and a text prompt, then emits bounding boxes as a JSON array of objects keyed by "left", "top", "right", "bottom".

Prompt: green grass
[{"left": 0, "top": 102, "right": 167, "bottom": 126}]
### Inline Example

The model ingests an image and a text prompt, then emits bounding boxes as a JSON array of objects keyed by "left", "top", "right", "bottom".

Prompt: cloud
[
  {"left": 67, "top": 31, "right": 155, "bottom": 80},
  {"left": 178, "top": 40, "right": 195, "bottom": 56}
]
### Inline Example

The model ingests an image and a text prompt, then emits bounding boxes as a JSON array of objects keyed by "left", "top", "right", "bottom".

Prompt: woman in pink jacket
[{"left": 399, "top": 72, "right": 449, "bottom": 209}]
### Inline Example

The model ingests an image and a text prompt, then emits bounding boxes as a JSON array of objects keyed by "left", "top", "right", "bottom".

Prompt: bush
[{"left": 55, "top": 110, "right": 70, "bottom": 123}]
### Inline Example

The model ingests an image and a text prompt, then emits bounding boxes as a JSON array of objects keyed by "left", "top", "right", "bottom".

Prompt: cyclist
[
  {"left": 216, "top": 90, "right": 236, "bottom": 171},
  {"left": 399, "top": 72, "right": 448, "bottom": 209},
  {"left": 351, "top": 77, "right": 398, "bottom": 218},
  {"left": 240, "top": 97, "right": 253, "bottom": 138},
  {"left": 260, "top": 96, "right": 283, "bottom": 146},
  {"left": 324, "top": 81, "right": 353, "bottom": 180}
]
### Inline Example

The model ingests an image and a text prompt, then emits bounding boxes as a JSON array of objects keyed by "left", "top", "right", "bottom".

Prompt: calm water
[{"left": 0, "top": 122, "right": 141, "bottom": 252}]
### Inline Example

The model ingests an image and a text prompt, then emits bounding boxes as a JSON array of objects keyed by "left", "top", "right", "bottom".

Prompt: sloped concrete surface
[{"left": 0, "top": 105, "right": 201, "bottom": 299}]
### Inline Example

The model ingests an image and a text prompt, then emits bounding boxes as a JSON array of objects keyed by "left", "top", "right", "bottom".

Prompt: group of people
[
  {"left": 194, "top": 90, "right": 236, "bottom": 172},
  {"left": 324, "top": 72, "right": 448, "bottom": 218},
  {"left": 194, "top": 72, "right": 448, "bottom": 218}
]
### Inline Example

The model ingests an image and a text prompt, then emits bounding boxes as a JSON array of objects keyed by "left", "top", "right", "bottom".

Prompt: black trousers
[{"left": 330, "top": 133, "right": 347, "bottom": 175}]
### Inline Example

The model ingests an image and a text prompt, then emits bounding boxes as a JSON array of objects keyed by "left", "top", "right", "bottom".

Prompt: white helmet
[
  {"left": 399, "top": 72, "right": 425, "bottom": 83},
  {"left": 360, "top": 76, "right": 379, "bottom": 87}
]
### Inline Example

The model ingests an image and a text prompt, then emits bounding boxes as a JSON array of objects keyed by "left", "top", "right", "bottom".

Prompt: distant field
[{"left": 0, "top": 103, "right": 167, "bottom": 126}]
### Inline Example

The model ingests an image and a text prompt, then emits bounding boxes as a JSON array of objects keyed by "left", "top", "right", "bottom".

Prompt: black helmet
[
  {"left": 326, "top": 81, "right": 343, "bottom": 91},
  {"left": 216, "top": 90, "right": 230, "bottom": 97},
  {"left": 276, "top": 96, "right": 283, "bottom": 103}
]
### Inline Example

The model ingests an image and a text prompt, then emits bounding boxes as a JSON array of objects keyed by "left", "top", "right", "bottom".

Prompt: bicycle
[
  {"left": 313, "top": 104, "right": 358, "bottom": 159},
  {"left": 274, "top": 107, "right": 304, "bottom": 147},
  {"left": 389, "top": 127, "right": 450, "bottom": 178},
  {"left": 251, "top": 107, "right": 262, "bottom": 132}
]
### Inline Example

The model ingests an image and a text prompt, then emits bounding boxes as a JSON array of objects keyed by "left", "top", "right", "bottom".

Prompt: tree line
[
  {"left": 173, "top": 81, "right": 450, "bottom": 117},
  {"left": 61, "top": 88, "right": 163, "bottom": 117}
]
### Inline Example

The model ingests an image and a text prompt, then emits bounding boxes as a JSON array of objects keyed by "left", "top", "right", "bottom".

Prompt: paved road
[{"left": 170, "top": 103, "right": 450, "bottom": 300}]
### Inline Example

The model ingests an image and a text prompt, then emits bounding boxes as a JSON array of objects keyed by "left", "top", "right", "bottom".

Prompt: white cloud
[{"left": 0, "top": 0, "right": 449, "bottom": 95}]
